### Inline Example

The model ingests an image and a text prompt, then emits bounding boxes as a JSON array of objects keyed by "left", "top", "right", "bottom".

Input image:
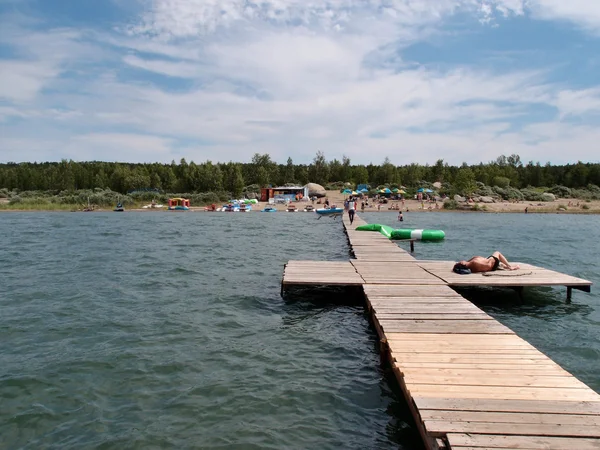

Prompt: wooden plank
[
  {"left": 393, "top": 353, "right": 549, "bottom": 362},
  {"left": 403, "top": 374, "right": 589, "bottom": 389},
  {"left": 419, "top": 410, "right": 600, "bottom": 426},
  {"left": 378, "top": 319, "right": 513, "bottom": 334},
  {"left": 408, "top": 385, "right": 596, "bottom": 401},
  {"left": 427, "top": 421, "right": 600, "bottom": 438},
  {"left": 413, "top": 398, "right": 600, "bottom": 414},
  {"left": 401, "top": 362, "right": 567, "bottom": 372},
  {"left": 388, "top": 339, "right": 536, "bottom": 348},
  {"left": 386, "top": 332, "right": 521, "bottom": 340},
  {"left": 447, "top": 433, "right": 600, "bottom": 449},
  {"left": 363, "top": 285, "right": 461, "bottom": 297},
  {"left": 369, "top": 297, "right": 479, "bottom": 304},
  {"left": 376, "top": 313, "right": 493, "bottom": 320}
]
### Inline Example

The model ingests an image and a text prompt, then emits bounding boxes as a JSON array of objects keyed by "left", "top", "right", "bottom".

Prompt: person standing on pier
[{"left": 348, "top": 197, "right": 356, "bottom": 224}]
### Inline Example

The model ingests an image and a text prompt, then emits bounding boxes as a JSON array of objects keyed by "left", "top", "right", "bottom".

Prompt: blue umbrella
[
  {"left": 383, "top": 187, "right": 392, "bottom": 194},
  {"left": 417, "top": 188, "right": 424, "bottom": 193},
  {"left": 425, "top": 189, "right": 433, "bottom": 193},
  {"left": 342, "top": 189, "right": 352, "bottom": 194},
  {"left": 360, "top": 188, "right": 369, "bottom": 193}
]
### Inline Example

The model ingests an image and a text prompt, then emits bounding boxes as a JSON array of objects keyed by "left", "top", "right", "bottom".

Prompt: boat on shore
[
  {"left": 262, "top": 206, "right": 277, "bottom": 212},
  {"left": 114, "top": 202, "right": 124, "bottom": 212},
  {"left": 315, "top": 207, "right": 344, "bottom": 218},
  {"left": 287, "top": 203, "right": 298, "bottom": 212}
]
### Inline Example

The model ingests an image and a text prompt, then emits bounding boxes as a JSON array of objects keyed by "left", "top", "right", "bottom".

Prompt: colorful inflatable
[{"left": 356, "top": 224, "right": 445, "bottom": 241}]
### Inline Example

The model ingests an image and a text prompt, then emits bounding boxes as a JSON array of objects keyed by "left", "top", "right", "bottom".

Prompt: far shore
[{"left": 1, "top": 193, "right": 599, "bottom": 214}]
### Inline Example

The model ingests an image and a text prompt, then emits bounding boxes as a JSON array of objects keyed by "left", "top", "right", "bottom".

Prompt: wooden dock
[{"left": 281, "top": 213, "right": 598, "bottom": 450}]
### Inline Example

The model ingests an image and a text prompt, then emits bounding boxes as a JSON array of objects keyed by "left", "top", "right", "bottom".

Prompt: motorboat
[{"left": 315, "top": 207, "right": 344, "bottom": 218}]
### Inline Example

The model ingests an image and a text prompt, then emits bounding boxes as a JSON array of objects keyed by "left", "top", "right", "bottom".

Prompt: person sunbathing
[{"left": 456, "top": 251, "right": 520, "bottom": 273}]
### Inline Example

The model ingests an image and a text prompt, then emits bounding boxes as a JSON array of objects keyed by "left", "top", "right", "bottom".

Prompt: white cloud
[
  {"left": 528, "top": 0, "right": 600, "bottom": 31},
  {"left": 554, "top": 88, "right": 600, "bottom": 118}
]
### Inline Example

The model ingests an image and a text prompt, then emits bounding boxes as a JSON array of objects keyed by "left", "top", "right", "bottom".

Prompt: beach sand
[{"left": 2, "top": 190, "right": 599, "bottom": 213}]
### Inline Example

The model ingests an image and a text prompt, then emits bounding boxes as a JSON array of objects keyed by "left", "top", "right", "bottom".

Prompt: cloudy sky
[{"left": 1, "top": 0, "right": 599, "bottom": 165}]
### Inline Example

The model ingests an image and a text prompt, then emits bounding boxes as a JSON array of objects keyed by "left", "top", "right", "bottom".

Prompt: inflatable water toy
[
  {"left": 262, "top": 206, "right": 277, "bottom": 212},
  {"left": 315, "top": 207, "right": 344, "bottom": 218},
  {"left": 168, "top": 198, "right": 190, "bottom": 210},
  {"left": 356, "top": 224, "right": 445, "bottom": 241}
]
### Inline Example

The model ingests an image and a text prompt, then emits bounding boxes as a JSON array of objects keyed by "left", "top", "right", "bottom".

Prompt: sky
[{"left": 1, "top": 0, "right": 600, "bottom": 166}]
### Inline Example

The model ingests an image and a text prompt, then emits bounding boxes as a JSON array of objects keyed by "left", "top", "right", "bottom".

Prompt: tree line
[{"left": 1, "top": 152, "right": 599, "bottom": 197}]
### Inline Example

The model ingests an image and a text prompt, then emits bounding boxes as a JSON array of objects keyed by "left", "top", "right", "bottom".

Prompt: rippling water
[{"left": 1, "top": 211, "right": 599, "bottom": 449}]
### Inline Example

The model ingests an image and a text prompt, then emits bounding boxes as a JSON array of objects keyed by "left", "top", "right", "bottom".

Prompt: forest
[{"left": 1, "top": 152, "right": 599, "bottom": 208}]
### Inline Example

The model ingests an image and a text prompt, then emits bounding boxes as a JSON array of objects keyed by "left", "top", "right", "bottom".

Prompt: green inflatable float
[{"left": 356, "top": 224, "right": 445, "bottom": 241}]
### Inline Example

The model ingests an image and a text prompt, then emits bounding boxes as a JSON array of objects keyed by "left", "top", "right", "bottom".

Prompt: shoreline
[{"left": 1, "top": 193, "right": 599, "bottom": 214}]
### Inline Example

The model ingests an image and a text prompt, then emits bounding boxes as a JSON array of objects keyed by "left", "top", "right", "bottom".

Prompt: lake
[{"left": 1, "top": 211, "right": 599, "bottom": 449}]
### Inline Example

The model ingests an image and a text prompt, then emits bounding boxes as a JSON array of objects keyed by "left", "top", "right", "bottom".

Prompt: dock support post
[
  {"left": 512, "top": 286, "right": 524, "bottom": 301},
  {"left": 410, "top": 240, "right": 415, "bottom": 253},
  {"left": 567, "top": 286, "right": 572, "bottom": 303}
]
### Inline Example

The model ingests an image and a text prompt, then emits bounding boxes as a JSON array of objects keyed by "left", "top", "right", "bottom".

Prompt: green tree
[
  {"left": 283, "top": 157, "right": 295, "bottom": 183},
  {"left": 341, "top": 156, "right": 352, "bottom": 182},
  {"left": 454, "top": 165, "right": 477, "bottom": 196},
  {"left": 352, "top": 165, "right": 369, "bottom": 184},
  {"left": 308, "top": 151, "right": 329, "bottom": 185}
]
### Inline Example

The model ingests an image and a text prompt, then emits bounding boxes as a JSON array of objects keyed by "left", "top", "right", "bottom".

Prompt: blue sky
[{"left": 1, "top": 0, "right": 600, "bottom": 165}]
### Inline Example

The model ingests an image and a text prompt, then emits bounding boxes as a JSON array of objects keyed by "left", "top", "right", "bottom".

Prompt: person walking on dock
[{"left": 348, "top": 197, "right": 356, "bottom": 224}]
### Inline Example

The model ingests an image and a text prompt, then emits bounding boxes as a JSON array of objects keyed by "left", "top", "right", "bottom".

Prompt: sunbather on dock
[{"left": 456, "top": 251, "right": 520, "bottom": 273}]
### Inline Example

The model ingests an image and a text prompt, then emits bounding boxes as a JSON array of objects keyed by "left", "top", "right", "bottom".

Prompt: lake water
[{"left": 1, "top": 211, "right": 599, "bottom": 449}]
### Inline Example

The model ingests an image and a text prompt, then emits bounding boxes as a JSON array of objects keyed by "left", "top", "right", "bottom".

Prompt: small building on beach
[{"left": 261, "top": 186, "right": 309, "bottom": 203}]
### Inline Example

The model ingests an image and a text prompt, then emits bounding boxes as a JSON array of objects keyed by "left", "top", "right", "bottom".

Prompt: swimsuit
[{"left": 489, "top": 255, "right": 500, "bottom": 271}]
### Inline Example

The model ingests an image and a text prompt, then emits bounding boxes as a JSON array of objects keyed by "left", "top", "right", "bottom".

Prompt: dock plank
[{"left": 447, "top": 433, "right": 600, "bottom": 449}]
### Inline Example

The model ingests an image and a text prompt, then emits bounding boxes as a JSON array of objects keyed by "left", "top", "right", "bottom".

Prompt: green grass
[{"left": 0, "top": 202, "right": 77, "bottom": 211}]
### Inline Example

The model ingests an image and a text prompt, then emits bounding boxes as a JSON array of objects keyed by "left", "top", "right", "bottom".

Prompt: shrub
[
  {"left": 493, "top": 186, "right": 523, "bottom": 200},
  {"left": 492, "top": 176, "right": 511, "bottom": 188},
  {"left": 443, "top": 199, "right": 458, "bottom": 210},
  {"left": 475, "top": 184, "right": 495, "bottom": 197},
  {"left": 520, "top": 189, "right": 545, "bottom": 202},
  {"left": 547, "top": 185, "right": 571, "bottom": 198},
  {"left": 582, "top": 204, "right": 590, "bottom": 210}
]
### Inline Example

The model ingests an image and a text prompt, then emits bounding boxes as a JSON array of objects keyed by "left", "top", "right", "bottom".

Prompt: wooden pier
[{"left": 281, "top": 213, "right": 598, "bottom": 450}]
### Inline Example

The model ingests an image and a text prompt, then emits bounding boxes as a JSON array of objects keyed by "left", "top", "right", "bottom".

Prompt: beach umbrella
[
  {"left": 351, "top": 191, "right": 358, "bottom": 195},
  {"left": 425, "top": 189, "right": 434, "bottom": 193},
  {"left": 360, "top": 188, "right": 369, "bottom": 193},
  {"left": 383, "top": 187, "right": 392, "bottom": 194},
  {"left": 342, "top": 188, "right": 352, "bottom": 194},
  {"left": 417, "top": 188, "right": 424, "bottom": 193},
  {"left": 397, "top": 189, "right": 406, "bottom": 194},
  {"left": 392, "top": 188, "right": 399, "bottom": 193}
]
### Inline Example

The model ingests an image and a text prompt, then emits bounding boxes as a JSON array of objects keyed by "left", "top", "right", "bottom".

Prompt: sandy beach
[{"left": 2, "top": 190, "right": 600, "bottom": 213}]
